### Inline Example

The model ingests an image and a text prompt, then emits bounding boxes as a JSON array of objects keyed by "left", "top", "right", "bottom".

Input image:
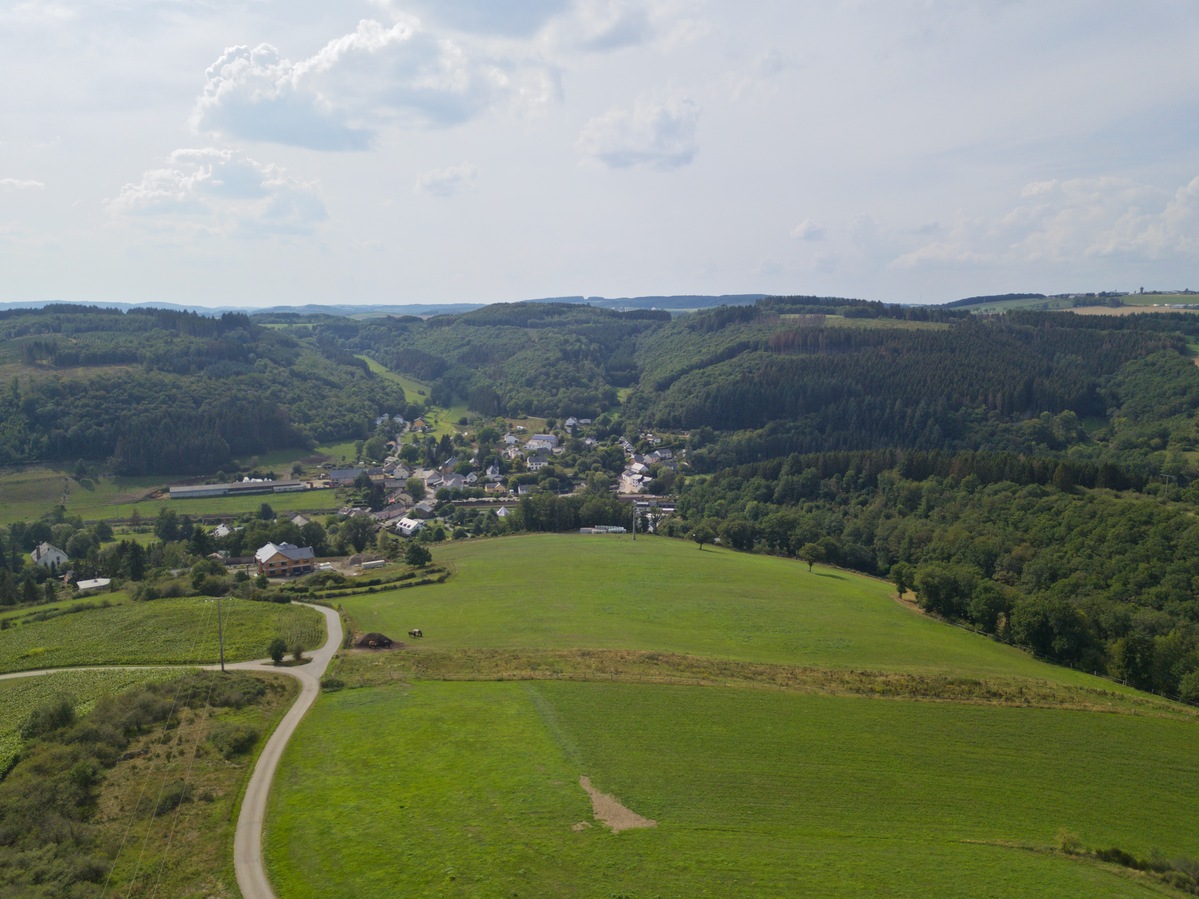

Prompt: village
[{"left": 20, "top": 413, "right": 683, "bottom": 597}]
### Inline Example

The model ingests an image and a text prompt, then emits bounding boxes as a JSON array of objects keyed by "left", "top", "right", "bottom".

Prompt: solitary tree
[
  {"left": 798, "top": 542, "right": 825, "bottom": 572},
  {"left": 890, "top": 561, "right": 915, "bottom": 597},
  {"left": 690, "top": 522, "right": 716, "bottom": 550},
  {"left": 268, "top": 637, "right": 287, "bottom": 665},
  {"left": 405, "top": 541, "right": 432, "bottom": 567}
]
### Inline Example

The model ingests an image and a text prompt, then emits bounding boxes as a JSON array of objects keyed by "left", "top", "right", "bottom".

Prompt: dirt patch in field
[{"left": 578, "top": 776, "right": 656, "bottom": 833}]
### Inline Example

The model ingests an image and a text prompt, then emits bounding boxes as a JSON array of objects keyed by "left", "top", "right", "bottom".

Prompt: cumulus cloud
[
  {"left": 192, "top": 18, "right": 555, "bottom": 149},
  {"left": 109, "top": 148, "right": 326, "bottom": 236},
  {"left": 0, "top": 178, "right": 44, "bottom": 190},
  {"left": 894, "top": 175, "right": 1199, "bottom": 270},
  {"left": 578, "top": 94, "right": 700, "bottom": 170},
  {"left": 415, "top": 163, "right": 478, "bottom": 197},
  {"left": 791, "top": 220, "right": 826, "bottom": 241}
]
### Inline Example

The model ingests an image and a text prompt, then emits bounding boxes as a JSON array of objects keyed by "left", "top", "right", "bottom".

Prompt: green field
[
  {"left": 268, "top": 681, "right": 1191, "bottom": 897},
  {"left": 336, "top": 535, "right": 1130, "bottom": 687},
  {"left": 0, "top": 589, "right": 130, "bottom": 625},
  {"left": 262, "top": 535, "right": 1198, "bottom": 896},
  {"left": 0, "top": 596, "right": 325, "bottom": 674}
]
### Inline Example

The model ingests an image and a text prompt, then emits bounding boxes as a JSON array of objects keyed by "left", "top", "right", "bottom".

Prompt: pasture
[
  {"left": 337, "top": 534, "right": 1129, "bottom": 687},
  {"left": 261, "top": 534, "right": 1199, "bottom": 895},
  {"left": 267, "top": 681, "right": 1194, "bottom": 897},
  {"left": 0, "top": 596, "right": 325, "bottom": 674}
]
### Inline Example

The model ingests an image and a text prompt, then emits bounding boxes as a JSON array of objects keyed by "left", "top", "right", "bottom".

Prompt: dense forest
[{"left": 0, "top": 306, "right": 407, "bottom": 473}]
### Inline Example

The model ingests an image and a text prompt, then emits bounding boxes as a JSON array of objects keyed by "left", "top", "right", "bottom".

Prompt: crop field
[
  {"left": 0, "top": 590, "right": 130, "bottom": 625},
  {"left": 267, "top": 681, "right": 1195, "bottom": 897},
  {"left": 0, "top": 596, "right": 325, "bottom": 674},
  {"left": 337, "top": 534, "right": 1128, "bottom": 687},
  {"left": 0, "top": 667, "right": 181, "bottom": 774}
]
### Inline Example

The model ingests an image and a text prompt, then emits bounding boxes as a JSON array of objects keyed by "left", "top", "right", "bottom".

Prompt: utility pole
[{"left": 217, "top": 594, "right": 226, "bottom": 673}]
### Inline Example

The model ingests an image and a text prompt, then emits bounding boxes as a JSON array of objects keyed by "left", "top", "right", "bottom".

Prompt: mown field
[
  {"left": 267, "top": 681, "right": 1196, "bottom": 898},
  {"left": 0, "top": 596, "right": 325, "bottom": 674},
  {"left": 336, "top": 534, "right": 1132, "bottom": 687},
  {"left": 263, "top": 534, "right": 1198, "bottom": 896}
]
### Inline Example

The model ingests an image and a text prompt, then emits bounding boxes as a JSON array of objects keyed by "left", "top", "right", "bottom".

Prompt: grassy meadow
[
  {"left": 268, "top": 681, "right": 1193, "bottom": 898},
  {"left": 262, "top": 534, "right": 1198, "bottom": 896},
  {"left": 0, "top": 596, "right": 325, "bottom": 674},
  {"left": 336, "top": 534, "right": 1130, "bottom": 687}
]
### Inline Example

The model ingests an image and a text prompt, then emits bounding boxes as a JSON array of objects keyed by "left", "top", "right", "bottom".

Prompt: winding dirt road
[
  {"left": 0, "top": 601, "right": 343, "bottom": 899},
  {"left": 230, "top": 602, "right": 342, "bottom": 899}
]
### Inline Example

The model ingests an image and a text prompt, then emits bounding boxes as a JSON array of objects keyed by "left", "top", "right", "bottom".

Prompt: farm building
[{"left": 254, "top": 542, "right": 316, "bottom": 577}]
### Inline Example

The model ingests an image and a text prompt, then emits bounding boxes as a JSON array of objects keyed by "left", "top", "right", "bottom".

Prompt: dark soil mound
[{"left": 356, "top": 632, "right": 398, "bottom": 649}]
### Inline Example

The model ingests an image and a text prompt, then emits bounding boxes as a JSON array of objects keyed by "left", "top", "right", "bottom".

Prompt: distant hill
[
  {"left": 944, "top": 293, "right": 1046, "bottom": 308},
  {"left": 0, "top": 295, "right": 770, "bottom": 318}
]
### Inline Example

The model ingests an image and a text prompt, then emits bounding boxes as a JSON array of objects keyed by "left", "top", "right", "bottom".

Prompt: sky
[{"left": 2, "top": 0, "right": 1197, "bottom": 308}]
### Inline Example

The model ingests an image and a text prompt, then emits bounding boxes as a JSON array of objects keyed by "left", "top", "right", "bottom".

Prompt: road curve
[
  {"left": 230, "top": 602, "right": 343, "bottom": 899},
  {"left": 0, "top": 601, "right": 343, "bottom": 899}
]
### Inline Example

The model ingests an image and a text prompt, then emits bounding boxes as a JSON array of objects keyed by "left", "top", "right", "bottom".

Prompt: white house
[
  {"left": 32, "top": 542, "right": 69, "bottom": 568},
  {"left": 395, "top": 517, "right": 426, "bottom": 537}
]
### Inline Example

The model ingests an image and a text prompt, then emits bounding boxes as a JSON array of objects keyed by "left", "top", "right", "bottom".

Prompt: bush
[
  {"left": 208, "top": 722, "right": 259, "bottom": 759},
  {"left": 21, "top": 696, "right": 76, "bottom": 739},
  {"left": 268, "top": 637, "right": 287, "bottom": 664},
  {"left": 321, "top": 677, "right": 345, "bottom": 692},
  {"left": 152, "top": 780, "right": 194, "bottom": 816}
]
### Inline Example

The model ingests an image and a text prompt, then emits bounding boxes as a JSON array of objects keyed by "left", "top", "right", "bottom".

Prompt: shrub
[
  {"left": 268, "top": 637, "right": 287, "bottom": 664},
  {"left": 21, "top": 696, "right": 76, "bottom": 739},
  {"left": 152, "top": 780, "right": 194, "bottom": 816},
  {"left": 208, "top": 722, "right": 259, "bottom": 759},
  {"left": 321, "top": 678, "right": 345, "bottom": 692}
]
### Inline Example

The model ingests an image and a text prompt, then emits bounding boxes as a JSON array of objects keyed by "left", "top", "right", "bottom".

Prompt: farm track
[{"left": 0, "top": 601, "right": 343, "bottom": 899}]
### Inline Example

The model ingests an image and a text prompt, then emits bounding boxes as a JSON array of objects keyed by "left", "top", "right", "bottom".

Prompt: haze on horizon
[{"left": 1, "top": 0, "right": 1197, "bottom": 310}]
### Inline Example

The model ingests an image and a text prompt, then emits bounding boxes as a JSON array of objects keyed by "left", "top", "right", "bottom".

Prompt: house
[
  {"left": 412, "top": 418, "right": 429, "bottom": 432},
  {"left": 254, "top": 542, "right": 316, "bottom": 577},
  {"left": 395, "top": 517, "right": 426, "bottom": 537},
  {"left": 527, "top": 451, "right": 551, "bottom": 472},
  {"left": 485, "top": 462, "right": 503, "bottom": 482},
  {"left": 326, "top": 467, "right": 367, "bottom": 487},
  {"left": 32, "top": 542, "right": 68, "bottom": 569},
  {"left": 213, "top": 523, "right": 232, "bottom": 538},
  {"left": 527, "top": 434, "right": 559, "bottom": 450}
]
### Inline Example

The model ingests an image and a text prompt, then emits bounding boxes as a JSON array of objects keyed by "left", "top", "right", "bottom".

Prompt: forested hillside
[
  {"left": 319, "top": 303, "right": 668, "bottom": 418},
  {"left": 0, "top": 306, "right": 407, "bottom": 473},
  {"left": 6, "top": 297, "right": 1199, "bottom": 697}
]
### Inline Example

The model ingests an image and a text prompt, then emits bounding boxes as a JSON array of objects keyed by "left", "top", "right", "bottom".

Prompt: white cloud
[
  {"left": 579, "top": 94, "right": 700, "bottom": 170},
  {"left": 0, "top": 178, "right": 45, "bottom": 191},
  {"left": 415, "top": 163, "right": 478, "bottom": 197},
  {"left": 894, "top": 175, "right": 1199, "bottom": 270},
  {"left": 110, "top": 148, "right": 327, "bottom": 236},
  {"left": 791, "top": 220, "right": 826, "bottom": 241},
  {"left": 192, "top": 18, "right": 555, "bottom": 149}
]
